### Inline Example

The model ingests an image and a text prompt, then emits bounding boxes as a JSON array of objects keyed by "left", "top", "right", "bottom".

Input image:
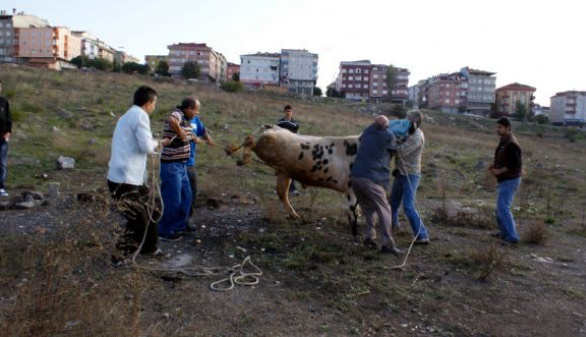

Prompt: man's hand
[
  {"left": 193, "top": 137, "right": 202, "bottom": 144},
  {"left": 3, "top": 132, "right": 11, "bottom": 142},
  {"left": 160, "top": 138, "right": 172, "bottom": 147},
  {"left": 206, "top": 137, "right": 216, "bottom": 147}
]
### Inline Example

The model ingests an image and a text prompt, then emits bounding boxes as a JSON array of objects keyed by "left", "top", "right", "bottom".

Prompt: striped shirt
[{"left": 161, "top": 108, "right": 194, "bottom": 162}]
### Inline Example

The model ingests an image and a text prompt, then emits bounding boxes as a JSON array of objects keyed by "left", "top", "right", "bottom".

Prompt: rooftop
[
  {"left": 241, "top": 52, "right": 281, "bottom": 58},
  {"left": 496, "top": 82, "right": 536, "bottom": 91}
]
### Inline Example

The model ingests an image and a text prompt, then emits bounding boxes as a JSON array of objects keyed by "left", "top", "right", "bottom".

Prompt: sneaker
[
  {"left": 363, "top": 237, "right": 380, "bottom": 250},
  {"left": 111, "top": 255, "right": 125, "bottom": 267},
  {"left": 0, "top": 189, "right": 8, "bottom": 197},
  {"left": 290, "top": 190, "right": 301, "bottom": 196},
  {"left": 414, "top": 237, "right": 431, "bottom": 245},
  {"left": 380, "top": 245, "right": 404, "bottom": 255},
  {"left": 158, "top": 233, "right": 183, "bottom": 242}
]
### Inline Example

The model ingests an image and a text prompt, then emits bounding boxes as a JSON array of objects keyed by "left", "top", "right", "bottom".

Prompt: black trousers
[
  {"left": 187, "top": 166, "right": 198, "bottom": 218},
  {"left": 108, "top": 180, "right": 159, "bottom": 255}
]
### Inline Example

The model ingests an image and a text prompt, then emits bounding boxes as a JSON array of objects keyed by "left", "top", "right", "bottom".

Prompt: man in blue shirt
[
  {"left": 186, "top": 99, "right": 215, "bottom": 221},
  {"left": 351, "top": 115, "right": 403, "bottom": 255}
]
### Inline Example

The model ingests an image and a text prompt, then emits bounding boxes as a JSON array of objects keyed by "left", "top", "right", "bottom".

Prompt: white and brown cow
[{"left": 229, "top": 125, "right": 362, "bottom": 240}]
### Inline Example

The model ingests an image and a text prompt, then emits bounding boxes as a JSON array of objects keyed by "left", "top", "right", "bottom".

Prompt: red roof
[{"left": 496, "top": 82, "right": 536, "bottom": 92}]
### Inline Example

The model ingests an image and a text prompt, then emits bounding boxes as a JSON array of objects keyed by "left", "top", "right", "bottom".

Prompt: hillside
[{"left": 0, "top": 64, "right": 585, "bottom": 337}]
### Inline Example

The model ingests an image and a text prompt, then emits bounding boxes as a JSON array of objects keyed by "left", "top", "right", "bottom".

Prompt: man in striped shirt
[{"left": 157, "top": 98, "right": 197, "bottom": 241}]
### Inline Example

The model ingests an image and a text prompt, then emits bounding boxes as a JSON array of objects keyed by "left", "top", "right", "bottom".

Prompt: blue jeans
[
  {"left": 496, "top": 178, "right": 521, "bottom": 243},
  {"left": 158, "top": 162, "right": 192, "bottom": 236},
  {"left": 389, "top": 173, "right": 429, "bottom": 240},
  {"left": 0, "top": 140, "right": 7, "bottom": 189}
]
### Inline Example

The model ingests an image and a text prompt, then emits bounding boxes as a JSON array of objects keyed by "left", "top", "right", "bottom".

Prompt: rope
[{"left": 122, "top": 142, "right": 262, "bottom": 291}]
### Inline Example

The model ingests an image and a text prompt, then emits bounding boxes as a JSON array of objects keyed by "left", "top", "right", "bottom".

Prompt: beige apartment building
[
  {"left": 167, "top": 42, "right": 227, "bottom": 83},
  {"left": 15, "top": 26, "right": 81, "bottom": 69}
]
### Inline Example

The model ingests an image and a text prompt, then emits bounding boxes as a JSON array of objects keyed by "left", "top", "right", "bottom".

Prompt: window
[
  {"left": 349, "top": 69, "right": 354, "bottom": 74},
  {"left": 348, "top": 84, "right": 353, "bottom": 88},
  {"left": 356, "top": 84, "right": 361, "bottom": 88},
  {"left": 365, "top": 69, "right": 369, "bottom": 74},
  {"left": 356, "top": 76, "right": 361, "bottom": 81},
  {"left": 382, "top": 90, "right": 387, "bottom": 95},
  {"left": 364, "top": 84, "right": 368, "bottom": 89},
  {"left": 373, "top": 74, "right": 378, "bottom": 79},
  {"left": 342, "top": 68, "right": 347, "bottom": 73},
  {"left": 349, "top": 76, "right": 353, "bottom": 80},
  {"left": 357, "top": 68, "right": 361, "bottom": 74},
  {"left": 373, "top": 89, "right": 378, "bottom": 94},
  {"left": 445, "top": 99, "right": 450, "bottom": 104}
]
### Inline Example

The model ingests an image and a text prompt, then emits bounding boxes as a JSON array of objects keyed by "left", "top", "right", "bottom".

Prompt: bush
[
  {"left": 181, "top": 61, "right": 201, "bottom": 79},
  {"left": 220, "top": 81, "right": 243, "bottom": 93},
  {"left": 390, "top": 104, "right": 406, "bottom": 118},
  {"left": 524, "top": 222, "right": 549, "bottom": 245},
  {"left": 535, "top": 114, "right": 549, "bottom": 125}
]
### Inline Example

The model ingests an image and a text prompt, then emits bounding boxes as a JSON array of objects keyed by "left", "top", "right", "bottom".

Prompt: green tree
[
  {"left": 231, "top": 72, "right": 240, "bottom": 82},
  {"left": 91, "top": 57, "right": 114, "bottom": 71},
  {"left": 70, "top": 55, "right": 89, "bottom": 68},
  {"left": 313, "top": 87, "right": 323, "bottom": 96},
  {"left": 512, "top": 101, "right": 527, "bottom": 121},
  {"left": 385, "top": 65, "right": 397, "bottom": 99},
  {"left": 390, "top": 104, "right": 406, "bottom": 118},
  {"left": 535, "top": 114, "right": 549, "bottom": 125},
  {"left": 122, "top": 62, "right": 149, "bottom": 75},
  {"left": 155, "top": 60, "right": 170, "bottom": 76},
  {"left": 181, "top": 61, "right": 201, "bottom": 79},
  {"left": 220, "top": 81, "right": 243, "bottom": 93}
]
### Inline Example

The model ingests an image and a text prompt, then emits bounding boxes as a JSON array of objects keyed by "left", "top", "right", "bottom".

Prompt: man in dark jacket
[
  {"left": 489, "top": 117, "right": 522, "bottom": 243},
  {"left": 276, "top": 105, "right": 301, "bottom": 195},
  {"left": 0, "top": 80, "right": 11, "bottom": 197}
]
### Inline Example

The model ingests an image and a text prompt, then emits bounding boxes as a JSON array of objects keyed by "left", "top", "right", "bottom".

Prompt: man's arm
[{"left": 396, "top": 132, "right": 422, "bottom": 156}]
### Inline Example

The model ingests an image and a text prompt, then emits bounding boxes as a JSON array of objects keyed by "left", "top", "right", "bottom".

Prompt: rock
[
  {"left": 48, "top": 182, "right": 60, "bottom": 199},
  {"left": 57, "top": 156, "right": 75, "bottom": 170},
  {"left": 52, "top": 126, "right": 61, "bottom": 133},
  {"left": 15, "top": 201, "right": 36, "bottom": 209}
]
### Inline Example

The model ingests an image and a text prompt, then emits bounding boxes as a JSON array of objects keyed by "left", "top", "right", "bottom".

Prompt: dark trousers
[
  {"left": 187, "top": 165, "right": 197, "bottom": 217},
  {"left": 0, "top": 139, "right": 7, "bottom": 189},
  {"left": 108, "top": 180, "right": 159, "bottom": 255}
]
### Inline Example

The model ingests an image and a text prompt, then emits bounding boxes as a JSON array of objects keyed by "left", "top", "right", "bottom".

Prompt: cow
[{"left": 227, "top": 125, "right": 362, "bottom": 241}]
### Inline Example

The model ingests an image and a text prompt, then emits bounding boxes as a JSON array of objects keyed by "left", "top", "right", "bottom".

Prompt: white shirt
[{"left": 107, "top": 105, "right": 158, "bottom": 185}]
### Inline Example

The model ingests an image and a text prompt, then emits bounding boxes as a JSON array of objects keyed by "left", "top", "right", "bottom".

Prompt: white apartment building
[
  {"left": 240, "top": 52, "right": 281, "bottom": 87},
  {"left": 280, "top": 49, "right": 318, "bottom": 96}
]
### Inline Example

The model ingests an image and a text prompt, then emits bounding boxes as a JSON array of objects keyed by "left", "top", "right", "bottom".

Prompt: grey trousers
[{"left": 351, "top": 177, "right": 396, "bottom": 247}]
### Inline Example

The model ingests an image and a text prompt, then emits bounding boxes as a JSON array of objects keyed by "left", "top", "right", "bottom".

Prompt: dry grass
[{"left": 524, "top": 221, "right": 549, "bottom": 245}]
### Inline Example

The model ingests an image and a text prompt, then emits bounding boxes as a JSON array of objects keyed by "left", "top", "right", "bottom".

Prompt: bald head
[{"left": 374, "top": 115, "right": 389, "bottom": 129}]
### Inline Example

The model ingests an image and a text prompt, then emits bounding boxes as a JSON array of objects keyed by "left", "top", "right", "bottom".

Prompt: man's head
[
  {"left": 180, "top": 97, "right": 201, "bottom": 119},
  {"left": 407, "top": 110, "right": 424, "bottom": 129},
  {"left": 496, "top": 117, "right": 512, "bottom": 137},
  {"left": 284, "top": 105, "right": 293, "bottom": 119},
  {"left": 374, "top": 115, "right": 389, "bottom": 129},
  {"left": 133, "top": 86, "right": 157, "bottom": 114}
]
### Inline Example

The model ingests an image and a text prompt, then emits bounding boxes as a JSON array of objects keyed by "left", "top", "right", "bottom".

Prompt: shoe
[
  {"left": 380, "top": 245, "right": 404, "bottom": 255},
  {"left": 178, "top": 224, "right": 196, "bottom": 234},
  {"left": 158, "top": 233, "right": 183, "bottom": 242},
  {"left": 363, "top": 237, "right": 380, "bottom": 250},
  {"left": 290, "top": 190, "right": 301, "bottom": 196},
  {"left": 0, "top": 189, "right": 8, "bottom": 197},
  {"left": 414, "top": 237, "right": 430, "bottom": 245},
  {"left": 111, "top": 255, "right": 125, "bottom": 267},
  {"left": 141, "top": 248, "right": 164, "bottom": 257}
]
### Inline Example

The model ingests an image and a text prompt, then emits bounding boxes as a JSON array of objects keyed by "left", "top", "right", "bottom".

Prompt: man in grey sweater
[{"left": 389, "top": 110, "right": 430, "bottom": 244}]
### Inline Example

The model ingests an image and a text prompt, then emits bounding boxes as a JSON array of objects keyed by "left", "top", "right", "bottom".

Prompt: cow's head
[{"left": 225, "top": 135, "right": 255, "bottom": 166}]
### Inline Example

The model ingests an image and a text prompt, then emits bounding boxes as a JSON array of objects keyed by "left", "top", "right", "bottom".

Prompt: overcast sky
[{"left": 3, "top": 0, "right": 584, "bottom": 105}]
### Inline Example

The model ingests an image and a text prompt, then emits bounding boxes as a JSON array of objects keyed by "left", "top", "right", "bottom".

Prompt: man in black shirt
[
  {"left": 276, "top": 105, "right": 301, "bottom": 195},
  {"left": 488, "top": 117, "right": 522, "bottom": 243},
  {"left": 0, "top": 80, "right": 11, "bottom": 197}
]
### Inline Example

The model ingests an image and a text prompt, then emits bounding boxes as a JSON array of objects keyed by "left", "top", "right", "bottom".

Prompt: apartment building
[
  {"left": 145, "top": 55, "right": 168, "bottom": 72},
  {"left": 114, "top": 50, "right": 139, "bottom": 66},
  {"left": 16, "top": 26, "right": 81, "bottom": 69},
  {"left": 495, "top": 83, "right": 536, "bottom": 117},
  {"left": 550, "top": 91, "right": 586, "bottom": 126},
  {"left": 167, "top": 43, "right": 227, "bottom": 83},
  {"left": 225, "top": 62, "right": 240, "bottom": 82},
  {"left": 369, "top": 64, "right": 410, "bottom": 103},
  {"left": 280, "top": 49, "right": 318, "bottom": 96},
  {"left": 0, "top": 10, "right": 15, "bottom": 63},
  {"left": 460, "top": 67, "right": 496, "bottom": 115},
  {"left": 426, "top": 73, "right": 468, "bottom": 113},
  {"left": 240, "top": 52, "right": 281, "bottom": 87},
  {"left": 336, "top": 60, "right": 372, "bottom": 101},
  {"left": 72, "top": 31, "right": 115, "bottom": 62}
]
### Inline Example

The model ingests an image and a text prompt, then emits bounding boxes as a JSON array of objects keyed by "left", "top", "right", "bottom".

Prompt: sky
[{"left": 3, "top": 0, "right": 584, "bottom": 105}]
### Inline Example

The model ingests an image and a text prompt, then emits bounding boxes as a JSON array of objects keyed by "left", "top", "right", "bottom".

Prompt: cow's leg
[
  {"left": 276, "top": 174, "right": 300, "bottom": 220},
  {"left": 345, "top": 189, "right": 360, "bottom": 242}
]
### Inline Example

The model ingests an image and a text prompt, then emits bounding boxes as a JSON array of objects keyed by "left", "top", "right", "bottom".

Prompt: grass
[{"left": 1, "top": 64, "right": 586, "bottom": 336}]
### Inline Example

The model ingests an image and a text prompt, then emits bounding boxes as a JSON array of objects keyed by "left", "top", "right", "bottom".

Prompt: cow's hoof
[{"left": 352, "top": 235, "right": 362, "bottom": 244}]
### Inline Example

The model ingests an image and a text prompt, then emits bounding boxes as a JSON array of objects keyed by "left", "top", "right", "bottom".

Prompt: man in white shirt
[{"left": 107, "top": 85, "right": 171, "bottom": 265}]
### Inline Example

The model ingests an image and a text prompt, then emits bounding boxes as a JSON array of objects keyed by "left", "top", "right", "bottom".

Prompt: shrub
[
  {"left": 524, "top": 221, "right": 549, "bottom": 245},
  {"left": 390, "top": 104, "right": 406, "bottom": 118},
  {"left": 535, "top": 114, "right": 549, "bottom": 125},
  {"left": 220, "top": 81, "right": 243, "bottom": 93},
  {"left": 471, "top": 244, "right": 508, "bottom": 281}
]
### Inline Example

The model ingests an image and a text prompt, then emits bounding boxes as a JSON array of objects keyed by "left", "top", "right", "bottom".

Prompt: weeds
[{"left": 524, "top": 221, "right": 549, "bottom": 245}]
